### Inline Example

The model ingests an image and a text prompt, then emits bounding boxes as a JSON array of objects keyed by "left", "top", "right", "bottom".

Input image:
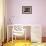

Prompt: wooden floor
[
  {"left": 3, "top": 40, "right": 46, "bottom": 46},
  {"left": 3, "top": 40, "right": 31, "bottom": 46}
]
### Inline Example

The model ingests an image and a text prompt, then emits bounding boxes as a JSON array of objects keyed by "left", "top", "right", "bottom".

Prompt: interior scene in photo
[{"left": 0, "top": 0, "right": 46, "bottom": 46}]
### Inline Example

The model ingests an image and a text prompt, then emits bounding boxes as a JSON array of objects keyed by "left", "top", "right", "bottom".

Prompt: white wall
[{"left": 7, "top": 0, "right": 46, "bottom": 37}]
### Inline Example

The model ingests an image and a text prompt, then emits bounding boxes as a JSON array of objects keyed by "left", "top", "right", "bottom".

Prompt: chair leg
[
  {"left": 1, "top": 42, "right": 3, "bottom": 46},
  {"left": 25, "top": 30, "right": 26, "bottom": 43},
  {"left": 12, "top": 34, "right": 13, "bottom": 43},
  {"left": 15, "top": 36, "right": 16, "bottom": 42}
]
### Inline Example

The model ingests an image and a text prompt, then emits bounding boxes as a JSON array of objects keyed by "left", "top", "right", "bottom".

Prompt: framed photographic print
[{"left": 22, "top": 6, "right": 32, "bottom": 14}]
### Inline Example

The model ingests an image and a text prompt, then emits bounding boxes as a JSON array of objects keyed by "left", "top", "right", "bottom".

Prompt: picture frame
[{"left": 22, "top": 6, "right": 32, "bottom": 14}]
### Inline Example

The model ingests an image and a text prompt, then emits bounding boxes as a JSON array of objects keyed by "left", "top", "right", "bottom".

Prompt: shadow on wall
[
  {"left": 4, "top": 26, "right": 7, "bottom": 43},
  {"left": 42, "top": 26, "right": 46, "bottom": 42}
]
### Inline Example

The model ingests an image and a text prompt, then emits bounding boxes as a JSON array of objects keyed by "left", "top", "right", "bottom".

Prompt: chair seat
[{"left": 13, "top": 31, "right": 25, "bottom": 36}]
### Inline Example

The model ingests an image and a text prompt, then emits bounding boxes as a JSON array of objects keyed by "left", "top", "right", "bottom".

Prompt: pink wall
[{"left": 6, "top": 0, "right": 46, "bottom": 37}]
